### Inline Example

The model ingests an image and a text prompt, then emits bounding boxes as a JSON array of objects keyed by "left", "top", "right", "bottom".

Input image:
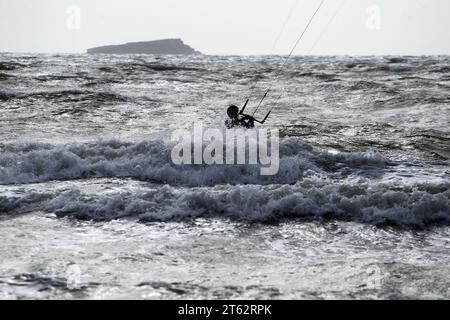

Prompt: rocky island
[{"left": 87, "top": 38, "right": 201, "bottom": 55}]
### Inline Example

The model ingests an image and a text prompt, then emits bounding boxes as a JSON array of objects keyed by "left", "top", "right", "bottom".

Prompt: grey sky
[{"left": 0, "top": 0, "right": 449, "bottom": 55}]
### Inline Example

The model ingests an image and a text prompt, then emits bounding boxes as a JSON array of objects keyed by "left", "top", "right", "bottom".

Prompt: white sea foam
[
  {"left": 0, "top": 138, "right": 388, "bottom": 186},
  {"left": 1, "top": 138, "right": 448, "bottom": 227},
  {"left": 387, "top": 63, "right": 414, "bottom": 72},
  {"left": 1, "top": 178, "right": 449, "bottom": 227}
]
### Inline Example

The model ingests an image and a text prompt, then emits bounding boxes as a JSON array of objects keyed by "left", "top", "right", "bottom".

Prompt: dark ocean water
[{"left": 0, "top": 54, "right": 449, "bottom": 299}]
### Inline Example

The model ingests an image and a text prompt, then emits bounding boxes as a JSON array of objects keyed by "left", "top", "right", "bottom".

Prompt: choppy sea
[{"left": 0, "top": 54, "right": 449, "bottom": 299}]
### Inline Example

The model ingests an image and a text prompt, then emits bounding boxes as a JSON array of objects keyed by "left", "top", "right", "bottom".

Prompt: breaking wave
[
  {"left": 1, "top": 178, "right": 449, "bottom": 228},
  {"left": 0, "top": 138, "right": 388, "bottom": 186},
  {"left": 1, "top": 138, "right": 447, "bottom": 228},
  {"left": 1, "top": 54, "right": 449, "bottom": 229}
]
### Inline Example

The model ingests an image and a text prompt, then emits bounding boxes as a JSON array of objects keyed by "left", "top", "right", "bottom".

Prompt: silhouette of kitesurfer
[{"left": 225, "top": 100, "right": 270, "bottom": 129}]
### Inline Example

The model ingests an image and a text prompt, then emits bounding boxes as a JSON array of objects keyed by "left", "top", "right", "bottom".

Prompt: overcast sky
[{"left": 0, "top": 0, "right": 449, "bottom": 55}]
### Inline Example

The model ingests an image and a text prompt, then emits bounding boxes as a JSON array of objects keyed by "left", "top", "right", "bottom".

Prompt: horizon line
[{"left": 1, "top": 51, "right": 450, "bottom": 57}]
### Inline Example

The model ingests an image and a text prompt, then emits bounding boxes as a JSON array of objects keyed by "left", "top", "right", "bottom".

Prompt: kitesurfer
[{"left": 225, "top": 100, "right": 270, "bottom": 129}]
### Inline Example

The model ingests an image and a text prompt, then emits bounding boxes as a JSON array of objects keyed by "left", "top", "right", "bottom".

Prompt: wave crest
[
  {"left": 0, "top": 138, "right": 388, "bottom": 186},
  {"left": 2, "top": 179, "right": 449, "bottom": 228}
]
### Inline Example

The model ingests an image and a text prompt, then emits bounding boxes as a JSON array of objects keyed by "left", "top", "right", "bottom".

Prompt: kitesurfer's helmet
[{"left": 227, "top": 105, "right": 239, "bottom": 118}]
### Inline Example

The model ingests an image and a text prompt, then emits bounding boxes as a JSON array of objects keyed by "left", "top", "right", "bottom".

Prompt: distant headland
[{"left": 87, "top": 38, "right": 201, "bottom": 55}]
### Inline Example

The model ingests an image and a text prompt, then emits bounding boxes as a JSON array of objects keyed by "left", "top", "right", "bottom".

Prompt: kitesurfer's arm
[
  {"left": 253, "top": 110, "right": 272, "bottom": 124},
  {"left": 242, "top": 114, "right": 265, "bottom": 124}
]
